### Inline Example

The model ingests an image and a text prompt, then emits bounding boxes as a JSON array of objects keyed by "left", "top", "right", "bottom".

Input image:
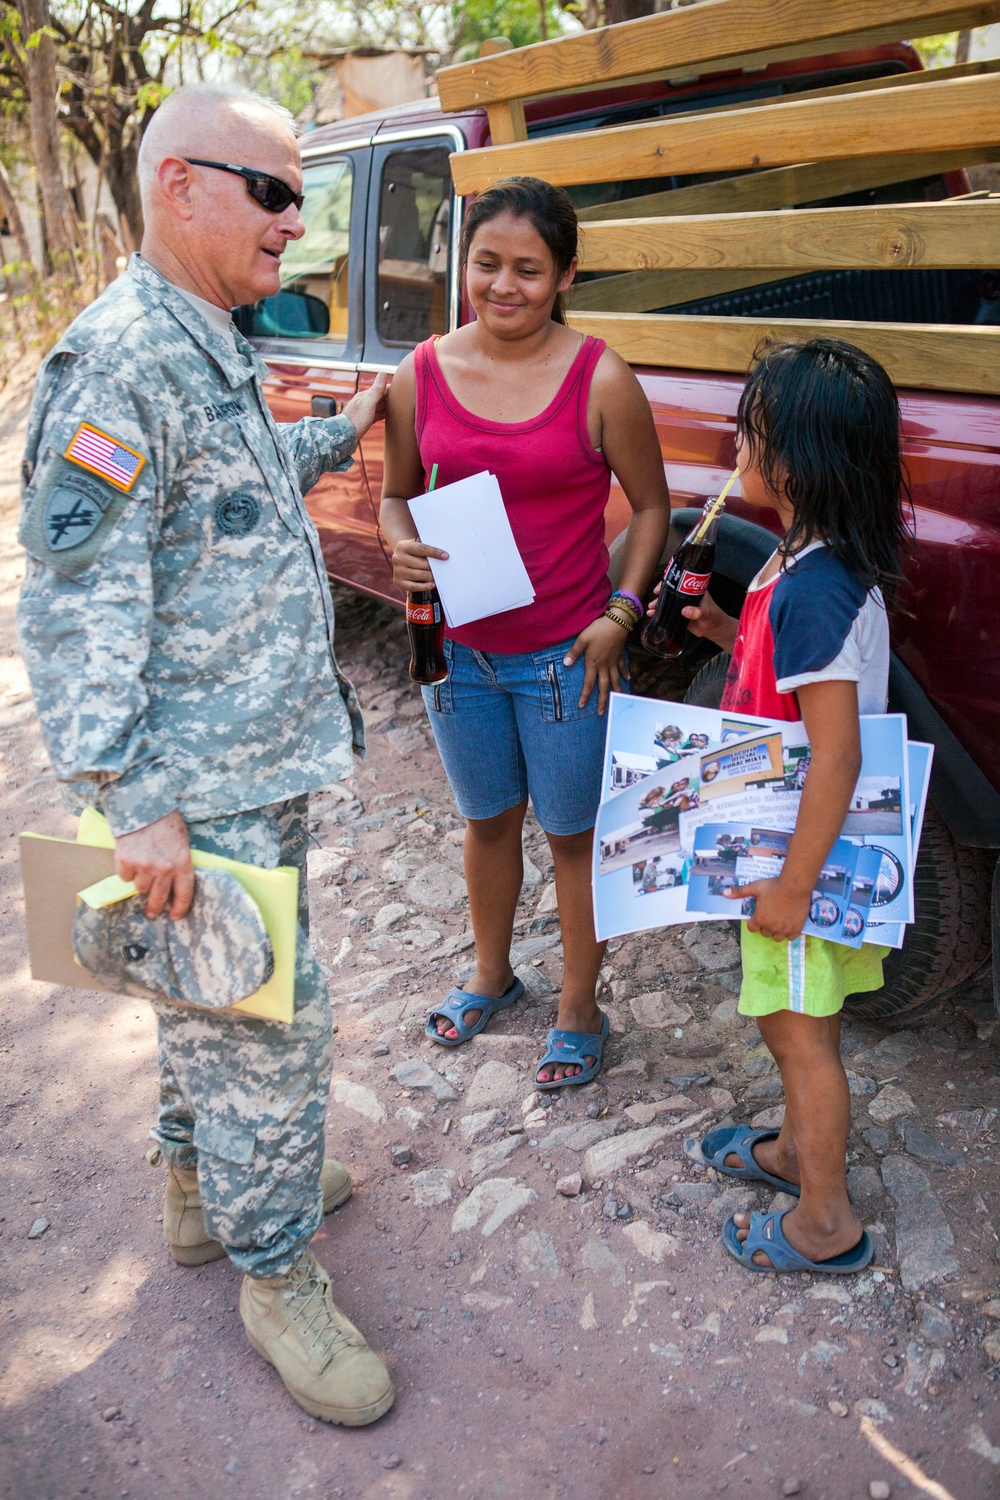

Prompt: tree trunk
[
  {"left": 101, "top": 128, "right": 144, "bottom": 246},
  {"left": 17, "top": 0, "right": 79, "bottom": 279},
  {"left": 955, "top": 29, "right": 973, "bottom": 64},
  {"left": 0, "top": 159, "right": 35, "bottom": 272},
  {"left": 604, "top": 0, "right": 656, "bottom": 23}
]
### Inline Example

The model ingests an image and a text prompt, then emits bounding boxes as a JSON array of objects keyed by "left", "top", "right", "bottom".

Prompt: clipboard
[{"left": 18, "top": 809, "right": 299, "bottom": 1024}]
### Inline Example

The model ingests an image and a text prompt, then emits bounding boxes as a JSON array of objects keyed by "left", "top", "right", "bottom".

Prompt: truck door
[
  {"left": 247, "top": 147, "right": 393, "bottom": 596},
  {"left": 357, "top": 133, "right": 459, "bottom": 599}
]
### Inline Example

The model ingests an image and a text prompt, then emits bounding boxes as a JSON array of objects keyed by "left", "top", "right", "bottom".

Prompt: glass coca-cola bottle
[
  {"left": 641, "top": 493, "right": 726, "bottom": 661},
  {"left": 407, "top": 589, "right": 447, "bottom": 685}
]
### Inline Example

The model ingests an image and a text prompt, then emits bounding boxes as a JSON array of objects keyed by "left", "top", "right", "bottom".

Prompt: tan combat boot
[
  {"left": 240, "top": 1250, "right": 394, "bottom": 1425},
  {"left": 154, "top": 1151, "right": 352, "bottom": 1267}
]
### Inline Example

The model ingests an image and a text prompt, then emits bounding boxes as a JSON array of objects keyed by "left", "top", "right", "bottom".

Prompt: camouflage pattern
[
  {"left": 72, "top": 868, "right": 273, "bottom": 1008},
  {"left": 16, "top": 253, "right": 364, "bottom": 838},
  {"left": 152, "top": 795, "right": 334, "bottom": 1279}
]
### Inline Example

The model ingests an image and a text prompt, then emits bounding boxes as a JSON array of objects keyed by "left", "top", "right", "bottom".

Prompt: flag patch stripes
[{"left": 64, "top": 423, "right": 146, "bottom": 492}]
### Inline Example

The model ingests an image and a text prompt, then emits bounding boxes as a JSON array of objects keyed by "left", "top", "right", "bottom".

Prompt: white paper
[{"left": 407, "top": 470, "right": 534, "bottom": 629}]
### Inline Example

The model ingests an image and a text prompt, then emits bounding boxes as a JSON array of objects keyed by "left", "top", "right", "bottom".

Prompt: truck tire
[{"left": 681, "top": 657, "right": 994, "bottom": 1027}]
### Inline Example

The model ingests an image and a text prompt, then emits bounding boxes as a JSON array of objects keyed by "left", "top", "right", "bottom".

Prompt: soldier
[{"left": 16, "top": 83, "right": 394, "bottom": 1427}]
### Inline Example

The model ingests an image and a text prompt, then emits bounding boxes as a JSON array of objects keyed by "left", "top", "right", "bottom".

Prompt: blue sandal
[
  {"left": 700, "top": 1125, "right": 801, "bottom": 1197},
  {"left": 535, "top": 1011, "right": 610, "bottom": 1090},
  {"left": 425, "top": 977, "right": 525, "bottom": 1047},
  {"left": 722, "top": 1210, "right": 872, "bottom": 1275}
]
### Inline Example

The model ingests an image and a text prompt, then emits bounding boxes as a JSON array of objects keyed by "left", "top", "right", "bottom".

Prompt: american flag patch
[{"left": 64, "top": 423, "right": 146, "bottom": 493}]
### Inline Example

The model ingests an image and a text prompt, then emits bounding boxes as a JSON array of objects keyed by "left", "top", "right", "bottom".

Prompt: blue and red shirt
[{"left": 721, "top": 542, "right": 890, "bottom": 721}]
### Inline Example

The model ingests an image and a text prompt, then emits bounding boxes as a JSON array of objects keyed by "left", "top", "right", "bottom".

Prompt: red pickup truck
[{"left": 237, "top": 42, "right": 1000, "bottom": 1026}]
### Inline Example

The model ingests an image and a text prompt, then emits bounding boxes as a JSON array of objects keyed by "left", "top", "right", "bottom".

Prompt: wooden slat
[
  {"left": 567, "top": 269, "right": 787, "bottom": 314},
  {"left": 437, "top": 0, "right": 1000, "bottom": 111},
  {"left": 578, "top": 202, "right": 1000, "bottom": 273},
  {"left": 478, "top": 38, "right": 528, "bottom": 145},
  {"left": 450, "top": 73, "right": 1000, "bottom": 195},
  {"left": 574, "top": 149, "right": 1000, "bottom": 223},
  {"left": 565, "top": 311, "right": 1000, "bottom": 395}
]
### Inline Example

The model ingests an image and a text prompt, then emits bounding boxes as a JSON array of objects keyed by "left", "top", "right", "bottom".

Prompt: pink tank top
[{"left": 414, "top": 334, "right": 612, "bottom": 654}]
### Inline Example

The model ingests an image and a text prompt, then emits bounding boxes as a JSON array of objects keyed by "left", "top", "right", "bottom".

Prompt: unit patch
[
  {"left": 215, "top": 491, "right": 261, "bottom": 537},
  {"left": 65, "top": 422, "right": 146, "bottom": 493},
  {"left": 19, "top": 456, "right": 144, "bottom": 578}
]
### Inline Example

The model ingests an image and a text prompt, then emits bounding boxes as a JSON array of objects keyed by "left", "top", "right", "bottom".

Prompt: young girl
[
  {"left": 380, "top": 177, "right": 670, "bottom": 1088},
  {"left": 688, "top": 338, "right": 910, "bottom": 1273}
]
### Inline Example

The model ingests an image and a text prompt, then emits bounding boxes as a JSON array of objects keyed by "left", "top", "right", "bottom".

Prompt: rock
[
  {"left": 747, "top": 1077, "right": 784, "bottom": 1101},
  {"left": 846, "top": 1164, "right": 885, "bottom": 1217},
  {"left": 332, "top": 1079, "right": 387, "bottom": 1125},
  {"left": 768, "top": 1191, "right": 799, "bottom": 1214},
  {"left": 556, "top": 1173, "right": 582, "bottom": 1197},
  {"left": 782, "top": 1481, "right": 803, "bottom": 1497},
  {"left": 649, "top": 1342, "right": 684, "bottom": 1364},
  {"left": 625, "top": 1095, "right": 694, "bottom": 1126},
  {"left": 451, "top": 1178, "right": 538, "bottom": 1237},
  {"left": 868, "top": 1085, "right": 916, "bottom": 1123},
  {"left": 391, "top": 1144, "right": 411, "bottom": 1166},
  {"left": 536, "top": 881, "right": 559, "bottom": 914},
  {"left": 853, "top": 1033, "right": 920, "bottom": 1074},
  {"left": 580, "top": 1292, "right": 598, "bottom": 1330},
  {"left": 682, "top": 1134, "right": 708, "bottom": 1167},
  {"left": 869, "top": 1483, "right": 891, "bottom": 1500},
  {"left": 27, "top": 1218, "right": 49, "bottom": 1240},
  {"left": 410, "top": 1169, "right": 456, "bottom": 1208},
  {"left": 743, "top": 1053, "right": 774, "bottom": 1077},
  {"left": 581, "top": 1239, "right": 627, "bottom": 1285},
  {"left": 845, "top": 1070, "right": 877, "bottom": 1098},
  {"left": 918, "top": 1304, "right": 954, "bottom": 1344},
  {"left": 627, "top": 992, "right": 694, "bottom": 1029},
  {"left": 755, "top": 1325, "right": 789, "bottom": 1345},
  {"left": 705, "top": 1186, "right": 758, "bottom": 1224},
  {"left": 386, "top": 725, "right": 426, "bottom": 755},
  {"left": 664, "top": 1182, "right": 717, "bottom": 1207},
  {"left": 621, "top": 1220, "right": 679, "bottom": 1263},
  {"left": 460, "top": 1109, "right": 502, "bottom": 1142},
  {"left": 372, "top": 1044, "right": 390, "bottom": 1058},
  {"left": 712, "top": 998, "right": 743, "bottom": 1026},
  {"left": 715, "top": 969, "right": 743, "bottom": 994},
  {"left": 709, "top": 1088, "right": 736, "bottom": 1110},
  {"left": 307, "top": 847, "right": 349, "bottom": 883},
  {"left": 863, "top": 1126, "right": 891, "bottom": 1156},
  {"left": 539, "top": 1120, "right": 613, "bottom": 1153},
  {"left": 683, "top": 924, "right": 740, "bottom": 971},
  {"left": 521, "top": 853, "right": 544, "bottom": 887},
  {"left": 515, "top": 963, "right": 556, "bottom": 998},
  {"left": 750, "top": 1106, "right": 785, "bottom": 1130},
  {"left": 372, "top": 901, "right": 409, "bottom": 931},
  {"left": 518, "top": 1230, "right": 560, "bottom": 1280},
  {"left": 937, "top": 1107, "right": 997, "bottom": 1135},
  {"left": 983, "top": 1333, "right": 1000, "bottom": 1361},
  {"left": 389, "top": 1057, "right": 457, "bottom": 1102},
  {"left": 462, "top": 1292, "right": 513, "bottom": 1312},
  {"left": 100, "top": 1405, "right": 120, "bottom": 1422},
  {"left": 606, "top": 1058, "right": 651, "bottom": 1079},
  {"left": 828, "top": 1400, "right": 849, "bottom": 1417},
  {"left": 602, "top": 1195, "right": 620, "bottom": 1220},
  {"left": 584, "top": 1125, "right": 672, "bottom": 1180},
  {"left": 395, "top": 1106, "right": 425, "bottom": 1131},
  {"left": 903, "top": 1123, "right": 963, "bottom": 1166},
  {"left": 509, "top": 934, "right": 562, "bottom": 965},
  {"left": 381, "top": 1454, "right": 403, "bottom": 1471},
  {"left": 405, "top": 864, "right": 468, "bottom": 911},
  {"left": 464, "top": 1061, "right": 523, "bottom": 1111},
  {"left": 522, "top": 1108, "right": 547, "bottom": 1128},
  {"left": 881, "top": 1155, "right": 958, "bottom": 1291},
  {"left": 471, "top": 1135, "right": 524, "bottom": 1179}
]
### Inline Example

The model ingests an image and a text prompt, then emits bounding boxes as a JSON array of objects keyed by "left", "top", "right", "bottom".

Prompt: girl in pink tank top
[{"left": 381, "top": 178, "right": 671, "bottom": 1090}]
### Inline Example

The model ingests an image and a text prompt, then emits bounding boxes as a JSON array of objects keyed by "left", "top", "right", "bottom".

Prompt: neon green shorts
[{"left": 738, "top": 925, "right": 888, "bottom": 1018}]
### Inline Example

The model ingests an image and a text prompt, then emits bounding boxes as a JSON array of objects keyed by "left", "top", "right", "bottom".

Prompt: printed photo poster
[
  {"left": 851, "top": 714, "right": 914, "bottom": 927},
  {"left": 686, "top": 824, "right": 883, "bottom": 947},
  {"left": 864, "top": 740, "right": 933, "bottom": 949},
  {"left": 600, "top": 691, "right": 774, "bottom": 801}
]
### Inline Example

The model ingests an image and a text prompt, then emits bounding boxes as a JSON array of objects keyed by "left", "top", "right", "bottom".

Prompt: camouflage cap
[{"left": 72, "top": 869, "right": 273, "bottom": 1009}]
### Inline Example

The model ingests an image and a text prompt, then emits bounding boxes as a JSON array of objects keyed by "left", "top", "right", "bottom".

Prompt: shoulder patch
[
  {"left": 64, "top": 422, "right": 146, "bottom": 493},
  {"left": 19, "top": 457, "right": 142, "bottom": 579}
]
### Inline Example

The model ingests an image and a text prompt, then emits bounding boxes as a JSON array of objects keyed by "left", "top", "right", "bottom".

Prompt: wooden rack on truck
[{"left": 436, "top": 0, "right": 1000, "bottom": 396}]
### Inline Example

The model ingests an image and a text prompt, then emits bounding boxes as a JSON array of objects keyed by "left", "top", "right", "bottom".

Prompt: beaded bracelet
[
  {"left": 603, "top": 605, "right": 636, "bottom": 631},
  {"left": 610, "top": 588, "right": 644, "bottom": 620}
]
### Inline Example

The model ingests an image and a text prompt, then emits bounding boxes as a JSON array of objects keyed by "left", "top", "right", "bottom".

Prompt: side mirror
[{"left": 249, "top": 289, "right": 330, "bottom": 339}]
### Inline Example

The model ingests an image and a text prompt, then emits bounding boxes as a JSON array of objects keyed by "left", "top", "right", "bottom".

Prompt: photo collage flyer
[{"left": 593, "top": 691, "right": 933, "bottom": 948}]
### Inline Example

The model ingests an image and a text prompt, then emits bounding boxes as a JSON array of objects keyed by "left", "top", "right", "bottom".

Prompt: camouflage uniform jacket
[{"left": 16, "top": 255, "right": 365, "bottom": 837}]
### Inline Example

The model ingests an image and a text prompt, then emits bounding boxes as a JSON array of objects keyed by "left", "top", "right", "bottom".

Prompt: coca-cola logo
[
  {"left": 407, "top": 603, "right": 437, "bottom": 625},
  {"left": 678, "top": 570, "right": 711, "bottom": 595}
]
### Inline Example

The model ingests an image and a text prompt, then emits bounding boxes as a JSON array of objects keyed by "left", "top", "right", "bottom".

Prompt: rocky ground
[{"left": 2, "top": 377, "right": 1000, "bottom": 1499}]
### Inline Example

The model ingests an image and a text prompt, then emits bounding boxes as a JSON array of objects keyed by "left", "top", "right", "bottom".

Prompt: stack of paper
[
  {"left": 592, "top": 692, "right": 932, "bottom": 948},
  {"left": 407, "top": 470, "right": 534, "bottom": 629}
]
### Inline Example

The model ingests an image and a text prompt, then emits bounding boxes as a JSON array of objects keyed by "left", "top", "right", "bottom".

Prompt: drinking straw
[
  {"left": 717, "top": 466, "right": 739, "bottom": 504},
  {"left": 429, "top": 463, "right": 439, "bottom": 492}
]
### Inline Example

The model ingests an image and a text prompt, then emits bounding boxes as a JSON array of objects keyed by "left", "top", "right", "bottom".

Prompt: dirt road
[{"left": 2, "top": 380, "right": 1000, "bottom": 1500}]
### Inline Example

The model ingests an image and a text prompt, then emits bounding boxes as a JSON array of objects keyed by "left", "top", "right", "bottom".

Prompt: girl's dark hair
[
  {"left": 737, "top": 338, "right": 913, "bottom": 593},
  {"left": 459, "top": 176, "right": 578, "bottom": 324}
]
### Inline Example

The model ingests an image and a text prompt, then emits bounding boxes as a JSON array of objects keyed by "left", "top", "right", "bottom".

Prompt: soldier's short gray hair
[{"left": 137, "top": 84, "right": 299, "bottom": 207}]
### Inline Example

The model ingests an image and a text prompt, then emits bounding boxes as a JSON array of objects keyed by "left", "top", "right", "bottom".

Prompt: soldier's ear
[{"left": 157, "top": 157, "right": 196, "bottom": 220}]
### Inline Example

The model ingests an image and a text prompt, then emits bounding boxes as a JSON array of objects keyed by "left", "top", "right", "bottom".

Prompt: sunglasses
[{"left": 185, "top": 159, "right": 304, "bottom": 214}]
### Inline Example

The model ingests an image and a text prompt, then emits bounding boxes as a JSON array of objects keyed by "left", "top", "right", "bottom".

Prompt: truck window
[
  {"left": 249, "top": 157, "right": 354, "bottom": 346},
  {"left": 376, "top": 146, "right": 452, "bottom": 347}
]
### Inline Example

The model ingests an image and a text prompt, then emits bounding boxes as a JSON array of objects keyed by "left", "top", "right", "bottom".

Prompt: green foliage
[
  {"left": 911, "top": 32, "right": 958, "bottom": 68},
  {"left": 450, "top": 0, "right": 565, "bottom": 61}
]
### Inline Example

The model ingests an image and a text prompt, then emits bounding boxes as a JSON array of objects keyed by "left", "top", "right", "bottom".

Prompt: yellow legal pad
[{"left": 18, "top": 811, "right": 298, "bottom": 1024}]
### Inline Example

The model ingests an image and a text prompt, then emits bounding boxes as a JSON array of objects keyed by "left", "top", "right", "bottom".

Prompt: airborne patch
[
  {"left": 20, "top": 457, "right": 143, "bottom": 579},
  {"left": 64, "top": 423, "right": 146, "bottom": 493}
]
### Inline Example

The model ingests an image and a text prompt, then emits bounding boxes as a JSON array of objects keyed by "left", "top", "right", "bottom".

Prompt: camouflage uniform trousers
[{"left": 149, "top": 794, "right": 333, "bottom": 1279}]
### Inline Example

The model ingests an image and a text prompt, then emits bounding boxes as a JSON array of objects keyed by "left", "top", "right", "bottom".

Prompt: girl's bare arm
[{"left": 379, "top": 356, "right": 448, "bottom": 589}]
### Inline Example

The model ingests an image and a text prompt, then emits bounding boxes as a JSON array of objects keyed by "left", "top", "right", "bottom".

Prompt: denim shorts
[{"left": 421, "top": 636, "right": 625, "bottom": 835}]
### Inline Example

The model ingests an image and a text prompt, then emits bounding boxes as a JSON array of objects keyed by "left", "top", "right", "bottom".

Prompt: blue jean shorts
[{"left": 421, "top": 636, "right": 624, "bottom": 836}]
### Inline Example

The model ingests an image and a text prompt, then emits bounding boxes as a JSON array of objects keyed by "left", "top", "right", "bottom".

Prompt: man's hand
[
  {"left": 115, "top": 810, "right": 195, "bottom": 921},
  {"left": 563, "top": 616, "right": 631, "bottom": 717},
  {"left": 725, "top": 874, "right": 810, "bottom": 942},
  {"left": 342, "top": 373, "right": 388, "bottom": 442},
  {"left": 391, "top": 536, "right": 449, "bottom": 591}
]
